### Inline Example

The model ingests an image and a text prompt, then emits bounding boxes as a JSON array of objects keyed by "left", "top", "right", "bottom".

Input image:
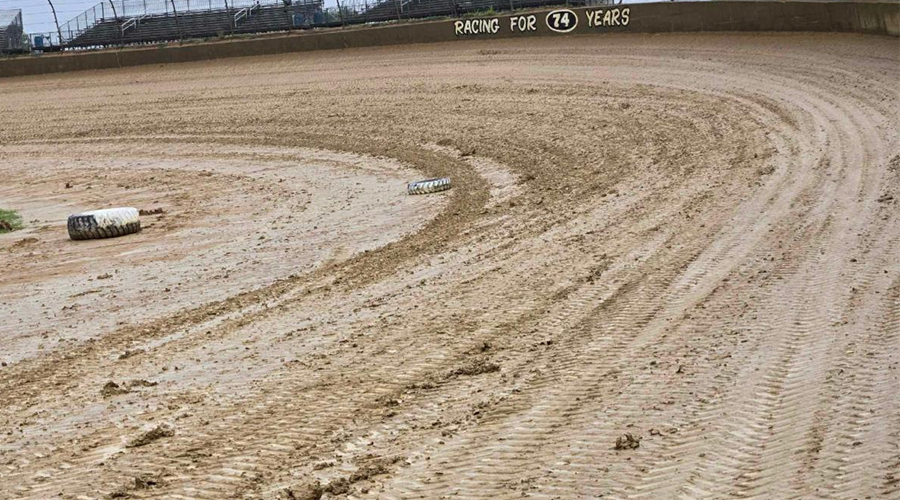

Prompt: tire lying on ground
[
  {"left": 408, "top": 178, "right": 451, "bottom": 195},
  {"left": 67, "top": 207, "right": 141, "bottom": 241}
]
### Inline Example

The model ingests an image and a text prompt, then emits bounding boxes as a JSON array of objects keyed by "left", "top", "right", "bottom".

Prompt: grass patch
[{"left": 0, "top": 209, "right": 23, "bottom": 233}]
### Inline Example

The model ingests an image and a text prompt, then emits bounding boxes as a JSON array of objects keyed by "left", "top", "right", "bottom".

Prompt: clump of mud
[
  {"left": 101, "top": 379, "right": 158, "bottom": 398},
  {"left": 403, "top": 356, "right": 501, "bottom": 393},
  {"left": 109, "top": 473, "right": 166, "bottom": 498},
  {"left": 615, "top": 433, "right": 642, "bottom": 450},
  {"left": 8, "top": 237, "right": 38, "bottom": 250},
  {"left": 129, "top": 379, "right": 158, "bottom": 388},
  {"left": 133, "top": 473, "right": 165, "bottom": 489},
  {"left": 119, "top": 349, "right": 145, "bottom": 360},
  {"left": 448, "top": 357, "right": 500, "bottom": 377},
  {"left": 127, "top": 423, "right": 174, "bottom": 448},
  {"left": 100, "top": 381, "right": 130, "bottom": 398},
  {"left": 282, "top": 481, "right": 323, "bottom": 500},
  {"left": 281, "top": 456, "right": 402, "bottom": 499}
]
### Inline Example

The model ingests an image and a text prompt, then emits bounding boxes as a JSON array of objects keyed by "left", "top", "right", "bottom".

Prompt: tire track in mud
[
  {"left": 0, "top": 137, "right": 487, "bottom": 498},
  {"left": 877, "top": 278, "right": 900, "bottom": 499},
  {"left": 1, "top": 138, "right": 533, "bottom": 498},
  {"left": 3, "top": 99, "right": 742, "bottom": 498},
  {"left": 0, "top": 135, "right": 485, "bottom": 400},
  {"left": 373, "top": 139, "right": 770, "bottom": 499},
  {"left": 251, "top": 148, "right": 729, "bottom": 498},
  {"left": 0, "top": 34, "right": 897, "bottom": 500},
  {"left": 103, "top": 82, "right": 760, "bottom": 500},
  {"left": 622, "top": 61, "right": 899, "bottom": 500},
  {"left": 644, "top": 43, "right": 896, "bottom": 496},
  {"left": 359, "top": 37, "right": 899, "bottom": 500},
  {"left": 806, "top": 148, "right": 900, "bottom": 499},
  {"left": 58, "top": 179, "right": 553, "bottom": 499},
  {"left": 292, "top": 93, "right": 765, "bottom": 496},
  {"left": 690, "top": 72, "right": 897, "bottom": 500},
  {"left": 85, "top": 152, "right": 702, "bottom": 499},
  {"left": 811, "top": 253, "right": 900, "bottom": 499},
  {"left": 620, "top": 85, "right": 818, "bottom": 498}
]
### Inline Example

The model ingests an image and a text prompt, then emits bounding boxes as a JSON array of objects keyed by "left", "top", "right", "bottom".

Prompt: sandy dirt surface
[{"left": 0, "top": 32, "right": 897, "bottom": 500}]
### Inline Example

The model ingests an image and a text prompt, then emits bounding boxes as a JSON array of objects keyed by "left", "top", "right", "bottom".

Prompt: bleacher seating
[
  {"left": 0, "top": 9, "right": 24, "bottom": 53},
  {"left": 68, "top": 3, "right": 321, "bottom": 47},
  {"left": 62, "top": 0, "right": 587, "bottom": 48},
  {"left": 345, "top": 0, "right": 410, "bottom": 24}
]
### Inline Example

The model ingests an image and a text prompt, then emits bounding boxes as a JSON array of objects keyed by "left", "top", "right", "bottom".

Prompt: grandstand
[
  {"left": 58, "top": 0, "right": 586, "bottom": 48},
  {"left": 61, "top": 0, "right": 324, "bottom": 48},
  {"left": 67, "top": 1, "right": 325, "bottom": 47},
  {"left": 0, "top": 9, "right": 24, "bottom": 53}
]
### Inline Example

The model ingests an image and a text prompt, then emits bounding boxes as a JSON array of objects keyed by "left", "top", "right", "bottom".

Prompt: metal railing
[
  {"left": 234, "top": 4, "right": 260, "bottom": 24},
  {"left": 25, "top": 32, "right": 61, "bottom": 51},
  {"left": 122, "top": 14, "right": 148, "bottom": 33},
  {"left": 55, "top": 0, "right": 292, "bottom": 44},
  {"left": 23, "top": 0, "right": 606, "bottom": 50}
]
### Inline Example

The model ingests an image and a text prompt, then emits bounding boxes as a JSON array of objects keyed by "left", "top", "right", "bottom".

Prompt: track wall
[{"left": 1, "top": 1, "right": 897, "bottom": 78}]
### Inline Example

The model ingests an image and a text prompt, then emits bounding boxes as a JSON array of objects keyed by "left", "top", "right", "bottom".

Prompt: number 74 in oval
[{"left": 546, "top": 9, "right": 578, "bottom": 33}]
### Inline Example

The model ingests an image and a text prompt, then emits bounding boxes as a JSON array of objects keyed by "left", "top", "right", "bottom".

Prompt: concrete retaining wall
[{"left": 1, "top": 1, "right": 897, "bottom": 78}]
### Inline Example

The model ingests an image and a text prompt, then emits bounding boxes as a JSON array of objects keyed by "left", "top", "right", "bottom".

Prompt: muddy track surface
[{"left": 0, "top": 33, "right": 897, "bottom": 500}]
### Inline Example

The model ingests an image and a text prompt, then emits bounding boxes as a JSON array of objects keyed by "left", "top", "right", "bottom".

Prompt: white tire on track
[
  {"left": 67, "top": 207, "right": 141, "bottom": 241},
  {"left": 408, "top": 177, "right": 451, "bottom": 195}
]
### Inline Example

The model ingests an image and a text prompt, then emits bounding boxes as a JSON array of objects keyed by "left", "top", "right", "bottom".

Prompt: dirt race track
[{"left": 0, "top": 32, "right": 898, "bottom": 499}]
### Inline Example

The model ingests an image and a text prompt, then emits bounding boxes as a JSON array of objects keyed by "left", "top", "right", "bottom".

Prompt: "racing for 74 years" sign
[{"left": 453, "top": 7, "right": 631, "bottom": 36}]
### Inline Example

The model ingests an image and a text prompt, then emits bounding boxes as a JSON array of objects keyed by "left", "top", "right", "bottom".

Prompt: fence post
[
  {"left": 335, "top": 0, "right": 345, "bottom": 27},
  {"left": 108, "top": 0, "right": 123, "bottom": 46},
  {"left": 509, "top": 0, "right": 514, "bottom": 13},
  {"left": 226, "top": 0, "right": 234, "bottom": 34},
  {"left": 394, "top": 0, "right": 401, "bottom": 21},
  {"left": 282, "top": 0, "right": 293, "bottom": 31},
  {"left": 45, "top": 0, "right": 63, "bottom": 46},
  {"left": 170, "top": 0, "right": 184, "bottom": 40},
  {"left": 101, "top": 2, "right": 106, "bottom": 20}
]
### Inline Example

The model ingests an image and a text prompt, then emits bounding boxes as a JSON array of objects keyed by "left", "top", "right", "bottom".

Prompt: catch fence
[{"left": 26, "top": 0, "right": 621, "bottom": 50}]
